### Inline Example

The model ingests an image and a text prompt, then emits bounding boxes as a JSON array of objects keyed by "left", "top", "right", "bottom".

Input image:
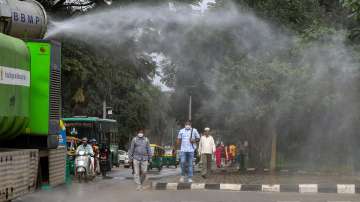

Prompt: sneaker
[
  {"left": 188, "top": 178, "right": 192, "bottom": 183},
  {"left": 179, "top": 176, "right": 185, "bottom": 183},
  {"left": 142, "top": 185, "right": 150, "bottom": 190}
]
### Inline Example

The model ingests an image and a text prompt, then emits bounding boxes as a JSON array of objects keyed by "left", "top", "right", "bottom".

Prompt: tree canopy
[{"left": 46, "top": 0, "right": 360, "bottom": 170}]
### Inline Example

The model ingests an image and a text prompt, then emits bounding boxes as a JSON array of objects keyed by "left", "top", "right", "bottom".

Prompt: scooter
[{"left": 75, "top": 150, "right": 94, "bottom": 182}]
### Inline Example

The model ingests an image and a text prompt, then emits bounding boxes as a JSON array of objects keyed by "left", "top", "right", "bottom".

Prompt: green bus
[{"left": 63, "top": 117, "right": 120, "bottom": 168}]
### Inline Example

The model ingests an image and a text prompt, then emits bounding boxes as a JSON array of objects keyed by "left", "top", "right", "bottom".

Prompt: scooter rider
[
  {"left": 76, "top": 137, "right": 95, "bottom": 174},
  {"left": 99, "top": 143, "right": 110, "bottom": 178}
]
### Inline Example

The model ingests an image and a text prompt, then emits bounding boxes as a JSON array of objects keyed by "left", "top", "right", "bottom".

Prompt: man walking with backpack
[
  {"left": 128, "top": 128, "right": 151, "bottom": 191},
  {"left": 176, "top": 120, "right": 200, "bottom": 183}
]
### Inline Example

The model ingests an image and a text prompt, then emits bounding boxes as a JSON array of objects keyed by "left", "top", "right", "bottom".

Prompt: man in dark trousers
[{"left": 128, "top": 129, "right": 151, "bottom": 191}]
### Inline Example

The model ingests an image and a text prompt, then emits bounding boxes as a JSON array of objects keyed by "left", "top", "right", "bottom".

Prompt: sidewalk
[
  {"left": 155, "top": 168, "right": 360, "bottom": 185},
  {"left": 152, "top": 167, "right": 360, "bottom": 194}
]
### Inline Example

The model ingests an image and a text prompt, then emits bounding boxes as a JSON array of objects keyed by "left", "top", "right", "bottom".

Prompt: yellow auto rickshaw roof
[
  {"left": 66, "top": 136, "right": 80, "bottom": 142},
  {"left": 150, "top": 144, "right": 164, "bottom": 149}
]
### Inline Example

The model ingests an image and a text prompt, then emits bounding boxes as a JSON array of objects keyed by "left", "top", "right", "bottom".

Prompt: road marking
[
  {"left": 299, "top": 184, "right": 318, "bottom": 193},
  {"left": 166, "top": 183, "right": 178, "bottom": 190},
  {"left": 337, "top": 184, "right": 356, "bottom": 194},
  {"left": 327, "top": 201, "right": 354, "bottom": 202},
  {"left": 262, "top": 184, "right": 280, "bottom": 192},
  {"left": 191, "top": 183, "right": 205, "bottom": 190},
  {"left": 220, "top": 184, "right": 241, "bottom": 191}
]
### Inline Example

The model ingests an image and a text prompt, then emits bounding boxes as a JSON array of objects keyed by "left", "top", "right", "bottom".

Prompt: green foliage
[
  {"left": 61, "top": 37, "right": 171, "bottom": 146},
  {"left": 341, "top": 0, "right": 360, "bottom": 20},
  {"left": 162, "top": 1, "right": 360, "bottom": 169}
]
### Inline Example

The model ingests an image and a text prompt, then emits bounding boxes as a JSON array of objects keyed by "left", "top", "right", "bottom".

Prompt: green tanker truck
[{"left": 0, "top": 1, "right": 65, "bottom": 201}]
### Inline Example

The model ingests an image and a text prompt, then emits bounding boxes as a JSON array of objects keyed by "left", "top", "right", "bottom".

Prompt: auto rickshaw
[
  {"left": 148, "top": 144, "right": 164, "bottom": 171},
  {"left": 66, "top": 136, "right": 80, "bottom": 175},
  {"left": 163, "top": 146, "right": 177, "bottom": 168}
]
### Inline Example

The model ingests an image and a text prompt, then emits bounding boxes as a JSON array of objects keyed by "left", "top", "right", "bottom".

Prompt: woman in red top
[{"left": 215, "top": 144, "right": 222, "bottom": 168}]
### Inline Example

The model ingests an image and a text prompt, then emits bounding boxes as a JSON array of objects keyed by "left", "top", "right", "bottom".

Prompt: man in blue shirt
[{"left": 176, "top": 120, "right": 200, "bottom": 183}]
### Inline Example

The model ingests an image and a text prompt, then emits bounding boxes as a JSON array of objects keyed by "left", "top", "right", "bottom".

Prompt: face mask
[
  {"left": 138, "top": 133, "right": 144, "bottom": 137},
  {"left": 185, "top": 125, "right": 191, "bottom": 129}
]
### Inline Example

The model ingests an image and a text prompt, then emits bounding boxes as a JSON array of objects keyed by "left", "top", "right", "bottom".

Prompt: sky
[{"left": 151, "top": 0, "right": 216, "bottom": 91}]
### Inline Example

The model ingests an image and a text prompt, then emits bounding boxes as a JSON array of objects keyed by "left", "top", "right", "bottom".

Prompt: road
[{"left": 14, "top": 167, "right": 360, "bottom": 202}]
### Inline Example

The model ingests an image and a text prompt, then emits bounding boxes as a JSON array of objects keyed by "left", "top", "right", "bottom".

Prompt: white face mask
[
  {"left": 185, "top": 125, "right": 191, "bottom": 129},
  {"left": 137, "top": 133, "right": 144, "bottom": 137}
]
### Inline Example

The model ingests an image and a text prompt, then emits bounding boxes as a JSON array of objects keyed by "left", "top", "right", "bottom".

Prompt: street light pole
[
  {"left": 103, "top": 100, "right": 106, "bottom": 119},
  {"left": 171, "top": 127, "right": 174, "bottom": 146}
]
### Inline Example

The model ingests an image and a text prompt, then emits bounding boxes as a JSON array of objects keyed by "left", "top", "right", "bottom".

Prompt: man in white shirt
[{"left": 198, "top": 127, "right": 216, "bottom": 178}]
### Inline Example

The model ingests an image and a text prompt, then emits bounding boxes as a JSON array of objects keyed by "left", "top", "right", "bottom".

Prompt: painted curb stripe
[
  {"left": 262, "top": 184, "right": 280, "bottom": 192},
  {"left": 280, "top": 184, "right": 299, "bottom": 192},
  {"left": 241, "top": 184, "right": 261, "bottom": 191},
  {"left": 155, "top": 182, "right": 167, "bottom": 190},
  {"left": 178, "top": 183, "right": 191, "bottom": 190},
  {"left": 337, "top": 184, "right": 355, "bottom": 194},
  {"left": 152, "top": 183, "right": 359, "bottom": 194},
  {"left": 318, "top": 184, "right": 337, "bottom": 193},
  {"left": 205, "top": 184, "right": 220, "bottom": 190},
  {"left": 299, "top": 184, "right": 318, "bottom": 193},
  {"left": 356, "top": 184, "right": 360, "bottom": 193},
  {"left": 166, "top": 183, "right": 178, "bottom": 190},
  {"left": 220, "top": 184, "right": 242, "bottom": 191},
  {"left": 191, "top": 183, "right": 205, "bottom": 190}
]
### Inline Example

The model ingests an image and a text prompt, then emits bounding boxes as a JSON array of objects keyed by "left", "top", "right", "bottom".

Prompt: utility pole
[{"left": 188, "top": 95, "right": 192, "bottom": 121}]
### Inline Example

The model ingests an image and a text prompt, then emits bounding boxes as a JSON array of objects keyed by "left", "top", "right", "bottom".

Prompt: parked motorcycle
[{"left": 75, "top": 150, "right": 94, "bottom": 182}]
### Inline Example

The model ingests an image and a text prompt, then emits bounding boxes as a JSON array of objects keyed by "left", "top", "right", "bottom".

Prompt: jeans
[
  {"left": 180, "top": 151, "right": 194, "bottom": 177},
  {"left": 133, "top": 159, "right": 148, "bottom": 185}
]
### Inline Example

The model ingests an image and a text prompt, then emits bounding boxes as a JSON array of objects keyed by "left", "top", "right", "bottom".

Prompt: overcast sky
[{"left": 151, "top": 0, "right": 216, "bottom": 91}]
